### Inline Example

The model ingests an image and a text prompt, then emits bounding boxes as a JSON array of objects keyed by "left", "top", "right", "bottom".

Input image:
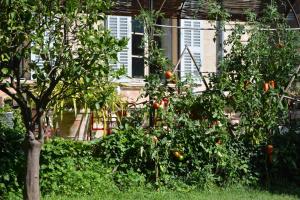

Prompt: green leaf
[
  {"left": 1, "top": 68, "right": 9, "bottom": 75},
  {"left": 95, "top": 102, "right": 100, "bottom": 110}
]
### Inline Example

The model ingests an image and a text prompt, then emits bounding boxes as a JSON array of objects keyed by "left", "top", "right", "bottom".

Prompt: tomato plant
[{"left": 95, "top": 4, "right": 299, "bottom": 189}]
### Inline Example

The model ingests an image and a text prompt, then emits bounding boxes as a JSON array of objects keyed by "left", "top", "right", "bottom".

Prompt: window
[
  {"left": 180, "top": 19, "right": 203, "bottom": 82},
  {"left": 107, "top": 16, "right": 148, "bottom": 79},
  {"left": 108, "top": 16, "right": 165, "bottom": 79},
  {"left": 131, "top": 19, "right": 144, "bottom": 78}
]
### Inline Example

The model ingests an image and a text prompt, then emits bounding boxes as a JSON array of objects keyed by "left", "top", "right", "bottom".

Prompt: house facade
[
  {"left": 1, "top": 0, "right": 299, "bottom": 139},
  {"left": 107, "top": 16, "right": 220, "bottom": 103}
]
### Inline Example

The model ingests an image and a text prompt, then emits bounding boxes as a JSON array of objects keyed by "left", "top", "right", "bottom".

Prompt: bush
[
  {"left": 94, "top": 110, "right": 259, "bottom": 189},
  {"left": 0, "top": 106, "right": 25, "bottom": 199},
  {"left": 40, "top": 138, "right": 118, "bottom": 196},
  {"left": 270, "top": 128, "right": 300, "bottom": 184}
]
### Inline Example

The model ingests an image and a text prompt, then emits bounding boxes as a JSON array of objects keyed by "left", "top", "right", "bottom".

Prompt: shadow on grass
[{"left": 262, "top": 182, "right": 300, "bottom": 199}]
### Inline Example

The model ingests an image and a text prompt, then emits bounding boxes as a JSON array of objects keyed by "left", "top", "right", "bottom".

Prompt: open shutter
[
  {"left": 180, "top": 19, "right": 202, "bottom": 82},
  {"left": 107, "top": 16, "right": 132, "bottom": 76}
]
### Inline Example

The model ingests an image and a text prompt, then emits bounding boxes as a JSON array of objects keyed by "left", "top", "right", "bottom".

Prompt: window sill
[{"left": 113, "top": 77, "right": 145, "bottom": 87}]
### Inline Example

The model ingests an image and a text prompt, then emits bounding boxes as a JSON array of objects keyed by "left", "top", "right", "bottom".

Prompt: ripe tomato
[
  {"left": 153, "top": 102, "right": 160, "bottom": 109},
  {"left": 266, "top": 144, "right": 273, "bottom": 155},
  {"left": 263, "top": 82, "right": 269, "bottom": 92},
  {"left": 269, "top": 80, "right": 275, "bottom": 89},
  {"left": 174, "top": 151, "right": 181, "bottom": 158},
  {"left": 165, "top": 70, "right": 173, "bottom": 79},
  {"left": 163, "top": 97, "right": 169, "bottom": 106}
]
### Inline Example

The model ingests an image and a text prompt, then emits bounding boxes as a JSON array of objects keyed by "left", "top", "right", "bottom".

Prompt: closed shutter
[
  {"left": 180, "top": 19, "right": 202, "bottom": 82},
  {"left": 107, "top": 16, "right": 132, "bottom": 76}
]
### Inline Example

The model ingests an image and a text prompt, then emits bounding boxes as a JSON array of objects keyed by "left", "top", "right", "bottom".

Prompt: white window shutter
[
  {"left": 180, "top": 19, "right": 202, "bottom": 82},
  {"left": 107, "top": 16, "right": 132, "bottom": 76}
]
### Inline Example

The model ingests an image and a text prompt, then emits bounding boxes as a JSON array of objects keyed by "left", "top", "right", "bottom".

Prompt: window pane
[
  {"left": 132, "top": 57, "right": 144, "bottom": 78},
  {"left": 132, "top": 19, "right": 144, "bottom": 33},
  {"left": 154, "top": 36, "right": 161, "bottom": 48},
  {"left": 132, "top": 34, "right": 144, "bottom": 56}
]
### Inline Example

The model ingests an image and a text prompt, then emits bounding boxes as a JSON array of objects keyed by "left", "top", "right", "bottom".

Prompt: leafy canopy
[{"left": 0, "top": 0, "right": 127, "bottom": 132}]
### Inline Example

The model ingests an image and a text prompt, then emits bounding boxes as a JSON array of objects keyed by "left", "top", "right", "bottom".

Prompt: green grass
[{"left": 43, "top": 186, "right": 300, "bottom": 200}]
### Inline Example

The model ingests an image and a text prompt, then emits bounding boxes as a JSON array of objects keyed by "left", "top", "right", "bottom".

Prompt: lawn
[{"left": 43, "top": 186, "right": 300, "bottom": 200}]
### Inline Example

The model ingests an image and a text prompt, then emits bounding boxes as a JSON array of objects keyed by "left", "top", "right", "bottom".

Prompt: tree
[{"left": 0, "top": 0, "right": 126, "bottom": 199}]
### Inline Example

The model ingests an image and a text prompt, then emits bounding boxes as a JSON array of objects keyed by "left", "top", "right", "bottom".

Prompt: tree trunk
[{"left": 24, "top": 131, "right": 42, "bottom": 200}]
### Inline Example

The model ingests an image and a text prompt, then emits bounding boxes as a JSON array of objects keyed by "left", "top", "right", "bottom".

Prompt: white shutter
[
  {"left": 107, "top": 16, "right": 132, "bottom": 76},
  {"left": 180, "top": 19, "right": 203, "bottom": 82}
]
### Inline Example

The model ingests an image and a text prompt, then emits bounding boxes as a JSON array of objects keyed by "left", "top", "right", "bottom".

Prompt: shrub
[
  {"left": 94, "top": 106, "right": 259, "bottom": 189},
  {"left": 40, "top": 138, "right": 118, "bottom": 196},
  {"left": 270, "top": 128, "right": 300, "bottom": 184},
  {"left": 0, "top": 107, "right": 25, "bottom": 199}
]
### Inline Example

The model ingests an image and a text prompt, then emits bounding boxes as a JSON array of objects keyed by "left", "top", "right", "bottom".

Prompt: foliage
[
  {"left": 0, "top": 105, "right": 25, "bottom": 133},
  {"left": 42, "top": 185, "right": 300, "bottom": 200},
  {"left": 270, "top": 127, "right": 300, "bottom": 184},
  {"left": 0, "top": 0, "right": 126, "bottom": 134},
  {"left": 95, "top": 74, "right": 257, "bottom": 187},
  {"left": 40, "top": 138, "right": 118, "bottom": 196},
  {"left": 0, "top": 115, "right": 25, "bottom": 199},
  {"left": 214, "top": 5, "right": 300, "bottom": 145},
  {"left": 0, "top": 0, "right": 127, "bottom": 197},
  {"left": 94, "top": 3, "right": 300, "bottom": 190}
]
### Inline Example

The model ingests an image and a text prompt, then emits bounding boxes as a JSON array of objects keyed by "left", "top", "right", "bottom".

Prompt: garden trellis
[{"left": 172, "top": 45, "right": 209, "bottom": 90}]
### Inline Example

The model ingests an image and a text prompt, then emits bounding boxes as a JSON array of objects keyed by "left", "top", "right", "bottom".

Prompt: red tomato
[
  {"left": 153, "top": 102, "right": 160, "bottom": 109},
  {"left": 165, "top": 71, "right": 173, "bottom": 79},
  {"left": 163, "top": 97, "right": 169, "bottom": 106},
  {"left": 263, "top": 83, "right": 269, "bottom": 92}
]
